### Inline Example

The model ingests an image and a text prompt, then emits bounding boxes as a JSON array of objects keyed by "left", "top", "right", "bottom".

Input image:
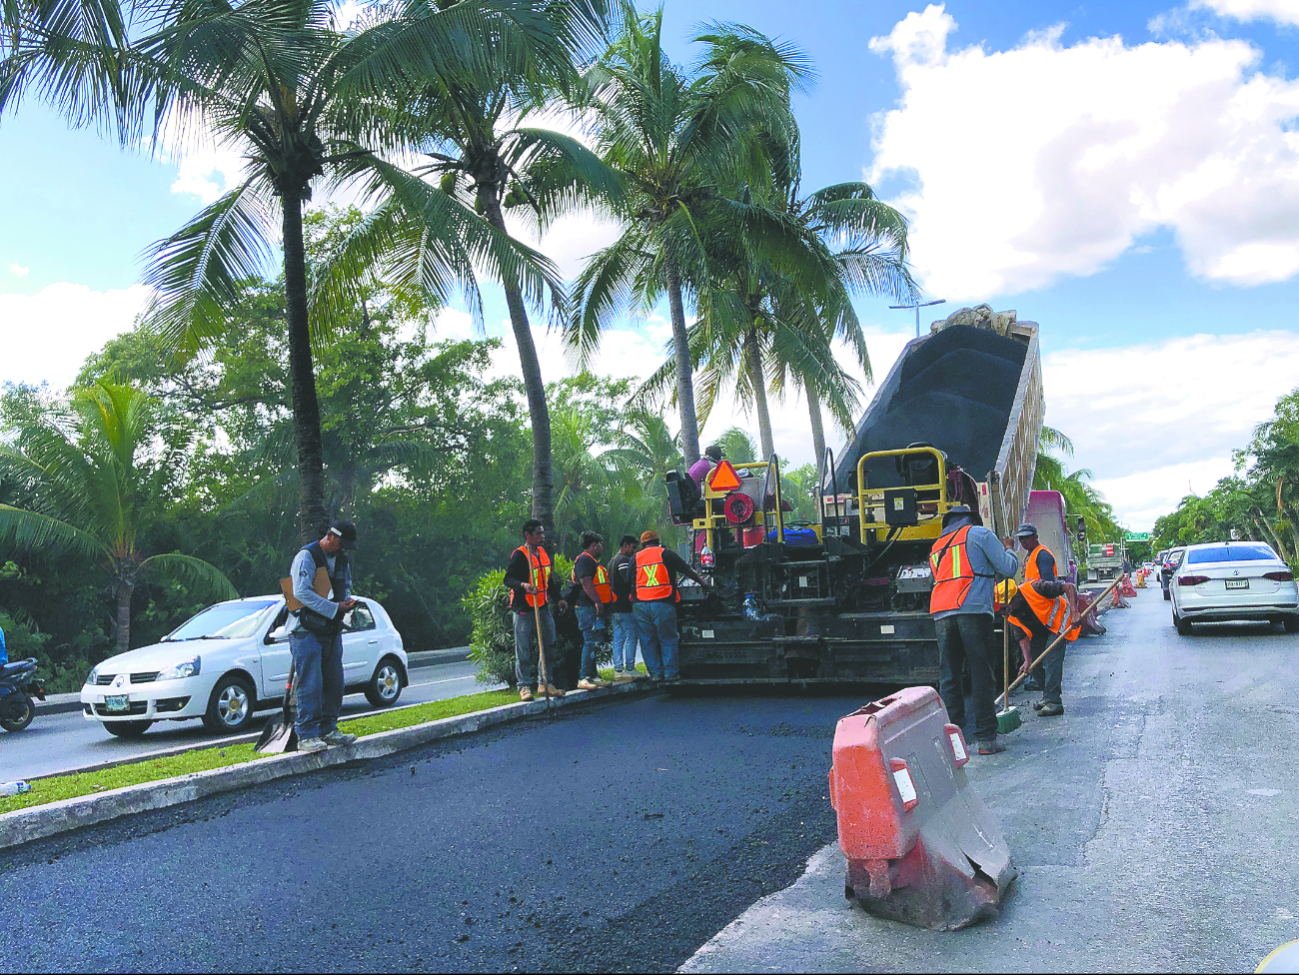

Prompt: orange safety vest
[
  {"left": 572, "top": 554, "right": 614, "bottom": 604},
  {"left": 635, "top": 546, "right": 678, "bottom": 602},
  {"left": 1007, "top": 581, "right": 1081, "bottom": 642},
  {"left": 929, "top": 525, "right": 978, "bottom": 613},
  {"left": 509, "top": 545, "right": 551, "bottom": 609},
  {"left": 1023, "top": 544, "right": 1056, "bottom": 583}
]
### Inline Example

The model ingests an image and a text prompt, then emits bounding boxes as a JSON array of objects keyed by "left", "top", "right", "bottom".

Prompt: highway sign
[{"left": 1124, "top": 532, "right": 1150, "bottom": 542}]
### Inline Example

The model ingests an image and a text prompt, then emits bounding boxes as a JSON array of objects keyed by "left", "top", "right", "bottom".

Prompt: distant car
[
  {"left": 81, "top": 595, "right": 407, "bottom": 738},
  {"left": 1160, "top": 548, "right": 1185, "bottom": 601},
  {"left": 1170, "top": 542, "right": 1299, "bottom": 635}
]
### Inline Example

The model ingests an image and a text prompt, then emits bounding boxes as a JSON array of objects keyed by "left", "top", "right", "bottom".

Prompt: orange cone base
[{"left": 845, "top": 840, "right": 1015, "bottom": 931}]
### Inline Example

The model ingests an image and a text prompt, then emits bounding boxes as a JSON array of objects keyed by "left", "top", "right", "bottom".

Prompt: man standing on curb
[
  {"left": 289, "top": 521, "right": 359, "bottom": 753},
  {"left": 504, "top": 519, "right": 567, "bottom": 702},
  {"left": 928, "top": 506, "right": 1020, "bottom": 755},
  {"left": 632, "top": 530, "right": 709, "bottom": 683},
  {"left": 608, "top": 535, "right": 644, "bottom": 682},
  {"left": 573, "top": 531, "right": 613, "bottom": 690}
]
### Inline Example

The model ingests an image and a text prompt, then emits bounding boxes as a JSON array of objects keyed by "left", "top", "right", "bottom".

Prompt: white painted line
[{"left": 407, "top": 675, "right": 480, "bottom": 688}]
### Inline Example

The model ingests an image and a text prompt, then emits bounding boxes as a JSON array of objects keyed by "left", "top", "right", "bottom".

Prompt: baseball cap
[{"left": 329, "top": 520, "right": 359, "bottom": 551}]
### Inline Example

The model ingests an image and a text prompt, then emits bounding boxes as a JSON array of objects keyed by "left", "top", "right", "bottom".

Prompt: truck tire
[{"left": 1163, "top": 588, "right": 1171, "bottom": 602}]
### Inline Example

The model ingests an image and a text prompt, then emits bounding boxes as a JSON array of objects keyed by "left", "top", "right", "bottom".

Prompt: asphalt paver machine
[{"left": 665, "top": 312, "right": 1044, "bottom": 685}]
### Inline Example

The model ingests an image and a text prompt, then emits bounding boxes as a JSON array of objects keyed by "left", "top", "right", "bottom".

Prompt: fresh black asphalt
[{"left": 0, "top": 690, "right": 872, "bottom": 973}]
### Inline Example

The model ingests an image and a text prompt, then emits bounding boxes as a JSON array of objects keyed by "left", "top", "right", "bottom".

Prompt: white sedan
[
  {"left": 81, "top": 595, "right": 407, "bottom": 738},
  {"left": 1170, "top": 542, "right": 1299, "bottom": 635}
]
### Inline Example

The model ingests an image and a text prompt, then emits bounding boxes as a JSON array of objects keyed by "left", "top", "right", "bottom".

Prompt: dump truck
[
  {"left": 663, "top": 308, "right": 1044, "bottom": 684},
  {"left": 1085, "top": 541, "right": 1126, "bottom": 582}
]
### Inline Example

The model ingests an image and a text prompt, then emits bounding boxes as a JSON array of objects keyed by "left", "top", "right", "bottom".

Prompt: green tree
[
  {"left": 0, "top": 384, "right": 236, "bottom": 654},
  {"left": 569, "top": 4, "right": 809, "bottom": 466},
  {"left": 2, "top": 0, "right": 594, "bottom": 541}
]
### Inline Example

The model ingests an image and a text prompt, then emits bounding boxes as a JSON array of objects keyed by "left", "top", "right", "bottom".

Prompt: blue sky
[{"left": 4, "top": 0, "right": 1299, "bottom": 528}]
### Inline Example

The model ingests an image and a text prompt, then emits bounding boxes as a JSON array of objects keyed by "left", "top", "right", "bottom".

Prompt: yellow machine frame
[
  {"left": 694, "top": 458, "right": 791, "bottom": 552},
  {"left": 855, "top": 446, "right": 954, "bottom": 544}
]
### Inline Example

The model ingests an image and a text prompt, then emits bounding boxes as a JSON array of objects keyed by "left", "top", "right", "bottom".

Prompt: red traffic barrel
[{"left": 828, "top": 686, "right": 1016, "bottom": 930}]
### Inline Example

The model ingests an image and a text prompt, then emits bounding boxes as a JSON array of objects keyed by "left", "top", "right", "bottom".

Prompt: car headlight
[
  {"left": 156, "top": 656, "right": 201, "bottom": 681},
  {"left": 86, "top": 667, "right": 99, "bottom": 686}
]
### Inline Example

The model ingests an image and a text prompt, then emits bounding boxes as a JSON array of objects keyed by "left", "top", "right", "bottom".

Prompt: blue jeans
[
  {"left": 575, "top": 605, "right": 604, "bottom": 679},
  {"left": 634, "top": 601, "right": 679, "bottom": 679},
  {"left": 290, "top": 629, "right": 344, "bottom": 740},
  {"left": 513, "top": 609, "right": 558, "bottom": 688},
  {"left": 611, "top": 613, "right": 639, "bottom": 672}
]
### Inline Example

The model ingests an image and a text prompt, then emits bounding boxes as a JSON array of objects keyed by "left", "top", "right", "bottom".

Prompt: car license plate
[
  {"left": 1225, "top": 579, "right": 1249, "bottom": 590},
  {"left": 105, "top": 695, "right": 130, "bottom": 712}
]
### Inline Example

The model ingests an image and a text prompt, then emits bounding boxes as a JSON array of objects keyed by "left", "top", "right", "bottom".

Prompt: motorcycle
[{"left": 0, "top": 658, "right": 45, "bottom": 732}]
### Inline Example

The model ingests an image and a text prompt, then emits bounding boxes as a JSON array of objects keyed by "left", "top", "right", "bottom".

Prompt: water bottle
[
  {"left": 743, "top": 594, "right": 759, "bottom": 621},
  {"left": 2, "top": 781, "right": 32, "bottom": 796},
  {"left": 701, "top": 544, "right": 715, "bottom": 569}
]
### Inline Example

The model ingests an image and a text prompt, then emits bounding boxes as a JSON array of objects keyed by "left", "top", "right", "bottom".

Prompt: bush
[{"left": 463, "top": 554, "right": 607, "bottom": 688}]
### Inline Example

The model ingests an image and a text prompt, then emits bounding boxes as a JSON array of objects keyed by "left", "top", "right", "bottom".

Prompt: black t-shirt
[
  {"left": 608, "top": 552, "right": 635, "bottom": 613},
  {"left": 1030, "top": 546, "right": 1056, "bottom": 581},
  {"left": 574, "top": 551, "right": 600, "bottom": 608}
]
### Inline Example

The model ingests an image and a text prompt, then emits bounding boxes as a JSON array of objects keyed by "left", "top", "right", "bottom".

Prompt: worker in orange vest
[
  {"left": 1004, "top": 578, "right": 1080, "bottom": 717},
  {"left": 573, "top": 530, "right": 614, "bottom": 691},
  {"left": 929, "top": 505, "right": 1021, "bottom": 754},
  {"left": 632, "top": 530, "right": 710, "bottom": 682},
  {"left": 504, "top": 519, "right": 569, "bottom": 702},
  {"left": 1014, "top": 522, "right": 1057, "bottom": 692}
]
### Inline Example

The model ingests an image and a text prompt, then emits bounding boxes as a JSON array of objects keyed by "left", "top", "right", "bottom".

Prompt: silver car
[{"left": 1170, "top": 542, "right": 1299, "bottom": 635}]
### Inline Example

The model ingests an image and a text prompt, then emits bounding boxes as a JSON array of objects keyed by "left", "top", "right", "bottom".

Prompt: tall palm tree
[
  {"left": 2, "top": 0, "right": 598, "bottom": 540},
  {"left": 568, "top": 4, "right": 810, "bottom": 467},
  {"left": 317, "top": 4, "right": 619, "bottom": 530},
  {"left": 0, "top": 384, "right": 236, "bottom": 653}
]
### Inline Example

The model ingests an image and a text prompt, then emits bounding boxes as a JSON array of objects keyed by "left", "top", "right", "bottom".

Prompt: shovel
[{"left": 255, "top": 665, "right": 299, "bottom": 754}]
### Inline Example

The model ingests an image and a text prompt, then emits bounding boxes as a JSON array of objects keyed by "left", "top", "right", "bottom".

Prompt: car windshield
[
  {"left": 1186, "top": 544, "right": 1278, "bottom": 564},
  {"left": 165, "top": 601, "right": 278, "bottom": 641}
]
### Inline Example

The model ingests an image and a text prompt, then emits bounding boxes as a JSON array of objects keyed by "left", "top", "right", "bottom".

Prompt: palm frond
[{"left": 142, "top": 551, "right": 239, "bottom": 600}]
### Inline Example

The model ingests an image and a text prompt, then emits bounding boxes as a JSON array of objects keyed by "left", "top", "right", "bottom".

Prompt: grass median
[{"left": 1, "top": 687, "right": 520, "bottom": 816}]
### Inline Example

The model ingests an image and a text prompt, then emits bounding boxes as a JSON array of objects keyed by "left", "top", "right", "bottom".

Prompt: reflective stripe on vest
[
  {"left": 509, "top": 545, "right": 551, "bottom": 609},
  {"left": 635, "top": 547, "right": 674, "bottom": 601},
  {"left": 1008, "top": 581, "right": 1080, "bottom": 642},
  {"left": 929, "top": 525, "right": 974, "bottom": 614},
  {"left": 573, "top": 556, "right": 614, "bottom": 604},
  {"left": 1024, "top": 544, "right": 1055, "bottom": 583}
]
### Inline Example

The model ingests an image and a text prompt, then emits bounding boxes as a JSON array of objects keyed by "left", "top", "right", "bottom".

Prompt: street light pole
[{"left": 889, "top": 298, "right": 947, "bottom": 338}]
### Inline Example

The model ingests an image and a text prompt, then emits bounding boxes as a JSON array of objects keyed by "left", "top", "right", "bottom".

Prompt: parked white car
[
  {"left": 81, "top": 595, "right": 407, "bottom": 738},
  {"left": 1170, "top": 542, "right": 1299, "bottom": 635}
]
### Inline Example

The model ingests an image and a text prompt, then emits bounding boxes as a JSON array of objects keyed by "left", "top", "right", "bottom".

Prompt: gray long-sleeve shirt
[
  {"left": 932, "top": 517, "right": 1020, "bottom": 619},
  {"left": 289, "top": 548, "right": 351, "bottom": 632}
]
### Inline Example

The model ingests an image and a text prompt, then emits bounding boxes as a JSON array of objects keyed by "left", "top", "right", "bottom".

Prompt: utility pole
[{"left": 889, "top": 298, "right": 947, "bottom": 338}]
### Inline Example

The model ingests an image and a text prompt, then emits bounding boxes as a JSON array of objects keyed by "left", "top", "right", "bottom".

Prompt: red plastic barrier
[{"left": 829, "top": 687, "right": 1015, "bottom": 930}]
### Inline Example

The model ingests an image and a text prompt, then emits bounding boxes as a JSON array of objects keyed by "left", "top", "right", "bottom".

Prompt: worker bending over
[{"left": 1005, "top": 578, "right": 1080, "bottom": 717}]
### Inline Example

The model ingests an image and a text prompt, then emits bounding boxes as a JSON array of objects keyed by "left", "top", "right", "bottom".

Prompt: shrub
[{"left": 463, "top": 554, "right": 608, "bottom": 688}]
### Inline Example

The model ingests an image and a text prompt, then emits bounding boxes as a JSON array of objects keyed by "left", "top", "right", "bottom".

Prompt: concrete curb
[{"left": 0, "top": 681, "right": 655, "bottom": 852}]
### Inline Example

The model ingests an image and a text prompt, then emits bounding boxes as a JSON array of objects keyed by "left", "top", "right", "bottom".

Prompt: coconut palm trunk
[
  {"left": 282, "top": 189, "right": 330, "bottom": 542},
  {"left": 743, "top": 329, "right": 775, "bottom": 460},
  {"left": 806, "top": 384, "right": 826, "bottom": 478},
  {"left": 482, "top": 192, "right": 554, "bottom": 530},
  {"left": 665, "top": 261, "right": 701, "bottom": 468},
  {"left": 115, "top": 578, "right": 134, "bottom": 654}
]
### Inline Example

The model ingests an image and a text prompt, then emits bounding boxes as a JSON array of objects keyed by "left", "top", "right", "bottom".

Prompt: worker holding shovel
[
  {"left": 1004, "top": 578, "right": 1081, "bottom": 717},
  {"left": 505, "top": 519, "right": 568, "bottom": 702}
]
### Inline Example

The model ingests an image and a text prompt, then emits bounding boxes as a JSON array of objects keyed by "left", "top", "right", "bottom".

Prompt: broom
[{"left": 996, "top": 615, "right": 1021, "bottom": 734}]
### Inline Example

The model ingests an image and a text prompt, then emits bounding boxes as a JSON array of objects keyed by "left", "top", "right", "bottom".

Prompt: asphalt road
[
  {"left": 7, "top": 658, "right": 498, "bottom": 781},
  {"left": 681, "top": 591, "right": 1299, "bottom": 973}
]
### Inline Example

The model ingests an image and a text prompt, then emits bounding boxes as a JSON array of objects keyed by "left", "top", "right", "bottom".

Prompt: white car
[
  {"left": 1170, "top": 542, "right": 1299, "bottom": 635},
  {"left": 81, "top": 595, "right": 407, "bottom": 738}
]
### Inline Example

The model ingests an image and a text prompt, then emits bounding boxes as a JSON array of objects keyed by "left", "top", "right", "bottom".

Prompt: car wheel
[
  {"left": 202, "top": 675, "right": 256, "bottom": 733},
  {"left": 104, "top": 720, "right": 152, "bottom": 738},
  {"left": 1174, "top": 611, "right": 1192, "bottom": 636},
  {"left": 1285, "top": 617, "right": 1299, "bottom": 634},
  {"left": 365, "top": 657, "right": 404, "bottom": 708},
  {"left": 0, "top": 694, "right": 35, "bottom": 732},
  {"left": 1163, "top": 589, "right": 1171, "bottom": 601}
]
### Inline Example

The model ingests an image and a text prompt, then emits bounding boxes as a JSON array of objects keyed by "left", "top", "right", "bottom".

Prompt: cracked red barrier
[{"left": 828, "top": 686, "right": 1016, "bottom": 931}]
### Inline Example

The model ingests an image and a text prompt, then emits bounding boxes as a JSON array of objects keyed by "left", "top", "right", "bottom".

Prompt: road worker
[
  {"left": 1005, "top": 577, "right": 1080, "bottom": 717},
  {"left": 504, "top": 519, "right": 568, "bottom": 701},
  {"left": 929, "top": 505, "right": 1021, "bottom": 754},
  {"left": 573, "top": 530, "right": 614, "bottom": 690},
  {"left": 631, "top": 530, "right": 709, "bottom": 683},
  {"left": 1015, "top": 523, "right": 1057, "bottom": 691}
]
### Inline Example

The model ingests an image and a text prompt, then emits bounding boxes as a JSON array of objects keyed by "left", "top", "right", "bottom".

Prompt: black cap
[
  {"left": 942, "top": 505, "right": 983, "bottom": 529},
  {"left": 1015, "top": 523, "right": 1039, "bottom": 538},
  {"left": 705, "top": 444, "right": 724, "bottom": 461},
  {"left": 329, "top": 520, "right": 359, "bottom": 551}
]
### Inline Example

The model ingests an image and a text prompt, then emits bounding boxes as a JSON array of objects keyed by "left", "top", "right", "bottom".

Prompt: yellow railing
[
  {"left": 696, "top": 458, "right": 786, "bottom": 550},
  {"left": 855, "top": 446, "right": 951, "bottom": 544}
]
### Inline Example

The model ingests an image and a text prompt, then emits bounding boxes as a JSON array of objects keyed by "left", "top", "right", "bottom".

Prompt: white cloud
[
  {"left": 0, "top": 283, "right": 152, "bottom": 389},
  {"left": 8, "top": 264, "right": 29, "bottom": 277},
  {"left": 868, "top": 4, "right": 1299, "bottom": 298},
  {"left": 1191, "top": 0, "right": 1299, "bottom": 25}
]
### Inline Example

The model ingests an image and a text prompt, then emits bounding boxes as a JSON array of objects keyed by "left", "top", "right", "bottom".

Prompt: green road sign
[{"left": 1124, "top": 532, "right": 1150, "bottom": 542}]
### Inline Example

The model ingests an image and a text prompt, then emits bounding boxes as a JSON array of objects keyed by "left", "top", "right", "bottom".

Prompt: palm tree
[
  {"left": 318, "top": 4, "right": 619, "bottom": 531},
  {"left": 568, "top": 4, "right": 810, "bottom": 467},
  {"left": 2, "top": 0, "right": 599, "bottom": 540},
  {"left": 0, "top": 384, "right": 236, "bottom": 654}
]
